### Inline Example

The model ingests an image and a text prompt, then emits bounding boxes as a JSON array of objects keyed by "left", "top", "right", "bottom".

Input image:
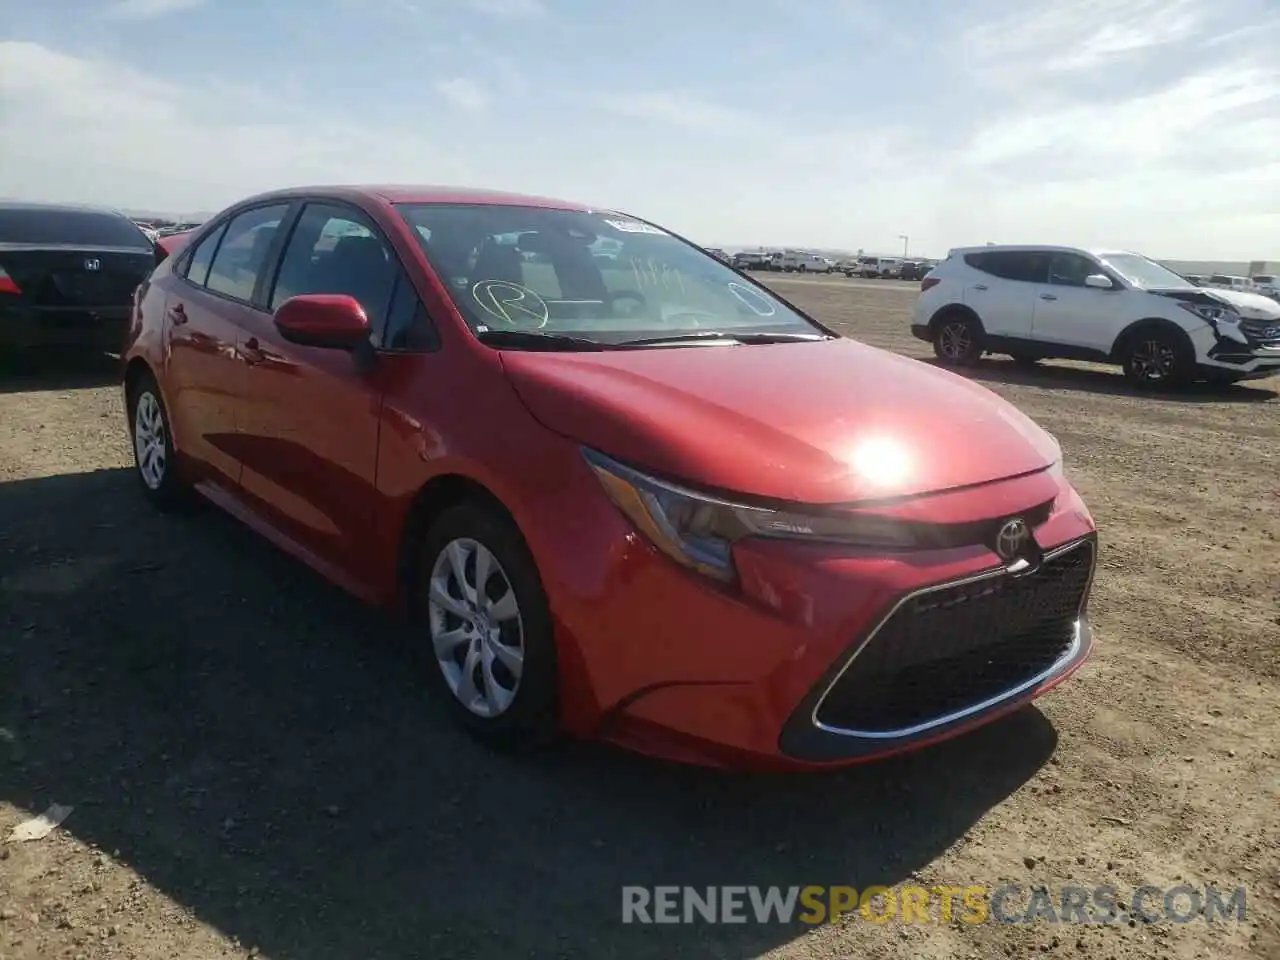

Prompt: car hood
[
  {"left": 500, "top": 338, "right": 1061, "bottom": 504},
  {"left": 1152, "top": 286, "right": 1280, "bottom": 319},
  {"left": 1202, "top": 288, "right": 1280, "bottom": 319}
]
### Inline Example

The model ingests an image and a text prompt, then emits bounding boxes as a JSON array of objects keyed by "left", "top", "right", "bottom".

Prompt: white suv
[{"left": 911, "top": 245, "right": 1280, "bottom": 386}]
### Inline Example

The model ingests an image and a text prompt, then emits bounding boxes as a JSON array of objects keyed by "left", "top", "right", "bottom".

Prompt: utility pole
[{"left": 898, "top": 234, "right": 909, "bottom": 258}]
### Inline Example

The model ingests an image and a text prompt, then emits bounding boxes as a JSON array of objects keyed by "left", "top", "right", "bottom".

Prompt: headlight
[
  {"left": 1177, "top": 300, "right": 1237, "bottom": 323},
  {"left": 583, "top": 449, "right": 916, "bottom": 581}
]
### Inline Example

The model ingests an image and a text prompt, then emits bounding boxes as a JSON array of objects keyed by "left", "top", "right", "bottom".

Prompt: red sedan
[{"left": 121, "top": 185, "right": 1098, "bottom": 770}]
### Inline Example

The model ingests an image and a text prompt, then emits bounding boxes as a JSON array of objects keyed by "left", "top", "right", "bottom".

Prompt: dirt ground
[{"left": 1, "top": 277, "right": 1277, "bottom": 960}]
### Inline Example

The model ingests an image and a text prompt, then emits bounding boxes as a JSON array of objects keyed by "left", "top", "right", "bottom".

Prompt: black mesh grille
[{"left": 816, "top": 540, "right": 1094, "bottom": 733}]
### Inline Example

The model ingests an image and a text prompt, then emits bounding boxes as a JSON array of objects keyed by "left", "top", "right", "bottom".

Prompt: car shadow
[
  {"left": 0, "top": 468, "right": 1057, "bottom": 959},
  {"left": 928, "top": 357, "right": 1279, "bottom": 403},
  {"left": 0, "top": 350, "right": 119, "bottom": 395}
]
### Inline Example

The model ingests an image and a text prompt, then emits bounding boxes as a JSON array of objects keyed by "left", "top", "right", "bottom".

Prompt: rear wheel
[
  {"left": 409, "top": 502, "right": 559, "bottom": 750},
  {"left": 932, "top": 314, "right": 983, "bottom": 365},
  {"left": 1121, "top": 330, "right": 1190, "bottom": 388},
  {"left": 128, "top": 372, "right": 192, "bottom": 511}
]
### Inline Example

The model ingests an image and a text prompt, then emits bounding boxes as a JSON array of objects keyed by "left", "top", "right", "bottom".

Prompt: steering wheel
[{"left": 605, "top": 290, "right": 648, "bottom": 318}]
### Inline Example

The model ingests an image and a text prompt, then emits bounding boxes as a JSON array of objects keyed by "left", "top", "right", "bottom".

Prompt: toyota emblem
[{"left": 995, "top": 518, "right": 1030, "bottom": 560}]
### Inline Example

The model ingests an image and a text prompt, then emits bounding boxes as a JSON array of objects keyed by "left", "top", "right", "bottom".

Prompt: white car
[
  {"left": 911, "top": 245, "right": 1280, "bottom": 386},
  {"left": 777, "top": 252, "right": 831, "bottom": 273}
]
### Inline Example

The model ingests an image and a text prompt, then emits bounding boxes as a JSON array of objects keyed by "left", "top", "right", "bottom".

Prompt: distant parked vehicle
[
  {"left": 1249, "top": 274, "right": 1278, "bottom": 299},
  {"left": 1183, "top": 274, "right": 1204, "bottom": 286},
  {"left": 849, "top": 256, "right": 901, "bottom": 278},
  {"left": 777, "top": 252, "right": 831, "bottom": 273},
  {"left": 0, "top": 201, "right": 154, "bottom": 353},
  {"left": 1206, "top": 274, "right": 1255, "bottom": 293},
  {"left": 732, "top": 251, "right": 774, "bottom": 271},
  {"left": 705, "top": 247, "right": 730, "bottom": 263}
]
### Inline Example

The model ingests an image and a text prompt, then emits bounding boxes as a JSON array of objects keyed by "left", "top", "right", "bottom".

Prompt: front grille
[
  {"left": 815, "top": 540, "right": 1094, "bottom": 733},
  {"left": 1239, "top": 318, "right": 1280, "bottom": 345}
]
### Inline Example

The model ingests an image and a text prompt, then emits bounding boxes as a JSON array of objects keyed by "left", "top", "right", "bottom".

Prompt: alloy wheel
[
  {"left": 1131, "top": 339, "right": 1176, "bottom": 382},
  {"left": 939, "top": 321, "right": 972, "bottom": 360},
  {"left": 427, "top": 538, "right": 525, "bottom": 718},
  {"left": 133, "top": 391, "right": 167, "bottom": 490}
]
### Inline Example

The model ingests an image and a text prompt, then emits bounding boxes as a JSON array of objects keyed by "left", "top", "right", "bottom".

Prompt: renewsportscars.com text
[{"left": 621, "top": 884, "right": 1248, "bottom": 925}]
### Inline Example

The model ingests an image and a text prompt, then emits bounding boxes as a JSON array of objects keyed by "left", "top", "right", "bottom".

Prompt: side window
[
  {"left": 1047, "top": 253, "right": 1096, "bottom": 287},
  {"left": 966, "top": 251, "right": 1047, "bottom": 283},
  {"left": 383, "top": 269, "right": 440, "bottom": 351},
  {"left": 183, "top": 222, "right": 227, "bottom": 287},
  {"left": 205, "top": 204, "right": 290, "bottom": 303},
  {"left": 268, "top": 203, "right": 397, "bottom": 345}
]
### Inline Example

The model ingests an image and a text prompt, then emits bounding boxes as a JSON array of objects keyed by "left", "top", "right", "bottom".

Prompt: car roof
[
  {"left": 231, "top": 184, "right": 595, "bottom": 212},
  {"left": 948, "top": 244, "right": 1152, "bottom": 259}
]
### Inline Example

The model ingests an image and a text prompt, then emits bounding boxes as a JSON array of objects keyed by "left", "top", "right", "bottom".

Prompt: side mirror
[
  {"left": 273, "top": 294, "right": 371, "bottom": 350},
  {"left": 1084, "top": 274, "right": 1114, "bottom": 290}
]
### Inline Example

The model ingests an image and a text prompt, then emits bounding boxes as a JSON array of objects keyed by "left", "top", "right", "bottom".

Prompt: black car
[{"left": 0, "top": 202, "right": 156, "bottom": 352}]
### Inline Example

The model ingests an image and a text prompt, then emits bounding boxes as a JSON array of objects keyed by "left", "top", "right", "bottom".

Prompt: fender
[
  {"left": 928, "top": 303, "right": 984, "bottom": 335},
  {"left": 1109, "top": 316, "right": 1196, "bottom": 360}
]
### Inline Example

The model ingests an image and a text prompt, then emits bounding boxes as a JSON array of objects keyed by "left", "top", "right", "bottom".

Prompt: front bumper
[
  {"left": 0, "top": 305, "right": 131, "bottom": 349},
  {"left": 526, "top": 455, "right": 1098, "bottom": 771}
]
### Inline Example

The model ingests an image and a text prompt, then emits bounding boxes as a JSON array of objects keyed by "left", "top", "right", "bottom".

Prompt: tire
[
  {"left": 409, "top": 501, "right": 559, "bottom": 750},
  {"left": 932, "top": 313, "right": 983, "bottom": 365},
  {"left": 1120, "top": 328, "right": 1191, "bottom": 388},
  {"left": 127, "top": 371, "right": 191, "bottom": 511}
]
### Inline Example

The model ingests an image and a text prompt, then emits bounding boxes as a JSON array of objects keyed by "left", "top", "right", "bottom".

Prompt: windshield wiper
[
  {"left": 617, "top": 331, "right": 833, "bottom": 347},
  {"left": 474, "top": 329, "right": 615, "bottom": 352}
]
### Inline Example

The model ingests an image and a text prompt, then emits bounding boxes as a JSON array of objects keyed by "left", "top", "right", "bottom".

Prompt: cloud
[
  {"left": 962, "top": 0, "right": 1208, "bottom": 76},
  {"left": 464, "top": 0, "right": 545, "bottom": 16},
  {"left": 959, "top": 64, "right": 1280, "bottom": 175},
  {"left": 435, "top": 77, "right": 490, "bottom": 112},
  {"left": 590, "top": 92, "right": 758, "bottom": 134},
  {"left": 0, "top": 41, "right": 474, "bottom": 213},
  {"left": 101, "top": 0, "right": 206, "bottom": 19}
]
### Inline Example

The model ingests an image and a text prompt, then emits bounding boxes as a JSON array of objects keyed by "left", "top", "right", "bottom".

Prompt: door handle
[
  {"left": 972, "top": 283, "right": 988, "bottom": 291},
  {"left": 240, "top": 337, "right": 265, "bottom": 365},
  {"left": 1039, "top": 293, "right": 1058, "bottom": 301},
  {"left": 166, "top": 303, "right": 188, "bottom": 325}
]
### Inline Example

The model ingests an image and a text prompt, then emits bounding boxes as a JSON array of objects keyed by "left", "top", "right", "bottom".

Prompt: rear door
[
  {"left": 961, "top": 250, "right": 1046, "bottom": 338},
  {"left": 162, "top": 204, "right": 293, "bottom": 489}
]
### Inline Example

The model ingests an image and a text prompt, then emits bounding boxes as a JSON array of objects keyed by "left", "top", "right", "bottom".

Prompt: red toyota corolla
[{"left": 121, "top": 185, "right": 1097, "bottom": 770}]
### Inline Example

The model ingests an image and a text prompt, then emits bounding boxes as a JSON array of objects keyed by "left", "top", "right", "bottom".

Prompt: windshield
[
  {"left": 1099, "top": 253, "right": 1194, "bottom": 289},
  {"left": 1253, "top": 275, "right": 1274, "bottom": 284},
  {"left": 394, "top": 204, "right": 821, "bottom": 344}
]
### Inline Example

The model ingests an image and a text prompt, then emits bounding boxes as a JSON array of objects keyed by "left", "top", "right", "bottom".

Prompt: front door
[
  {"left": 234, "top": 201, "right": 399, "bottom": 578},
  {"left": 1030, "top": 252, "right": 1127, "bottom": 350}
]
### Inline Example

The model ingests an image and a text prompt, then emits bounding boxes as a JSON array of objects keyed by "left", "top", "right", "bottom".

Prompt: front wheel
[
  {"left": 932, "top": 315, "right": 983, "bottom": 365},
  {"left": 410, "top": 502, "right": 559, "bottom": 750},
  {"left": 1121, "top": 331, "right": 1189, "bottom": 388}
]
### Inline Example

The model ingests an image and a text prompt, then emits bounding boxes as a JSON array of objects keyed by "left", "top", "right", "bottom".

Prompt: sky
[{"left": 0, "top": 0, "right": 1277, "bottom": 260}]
